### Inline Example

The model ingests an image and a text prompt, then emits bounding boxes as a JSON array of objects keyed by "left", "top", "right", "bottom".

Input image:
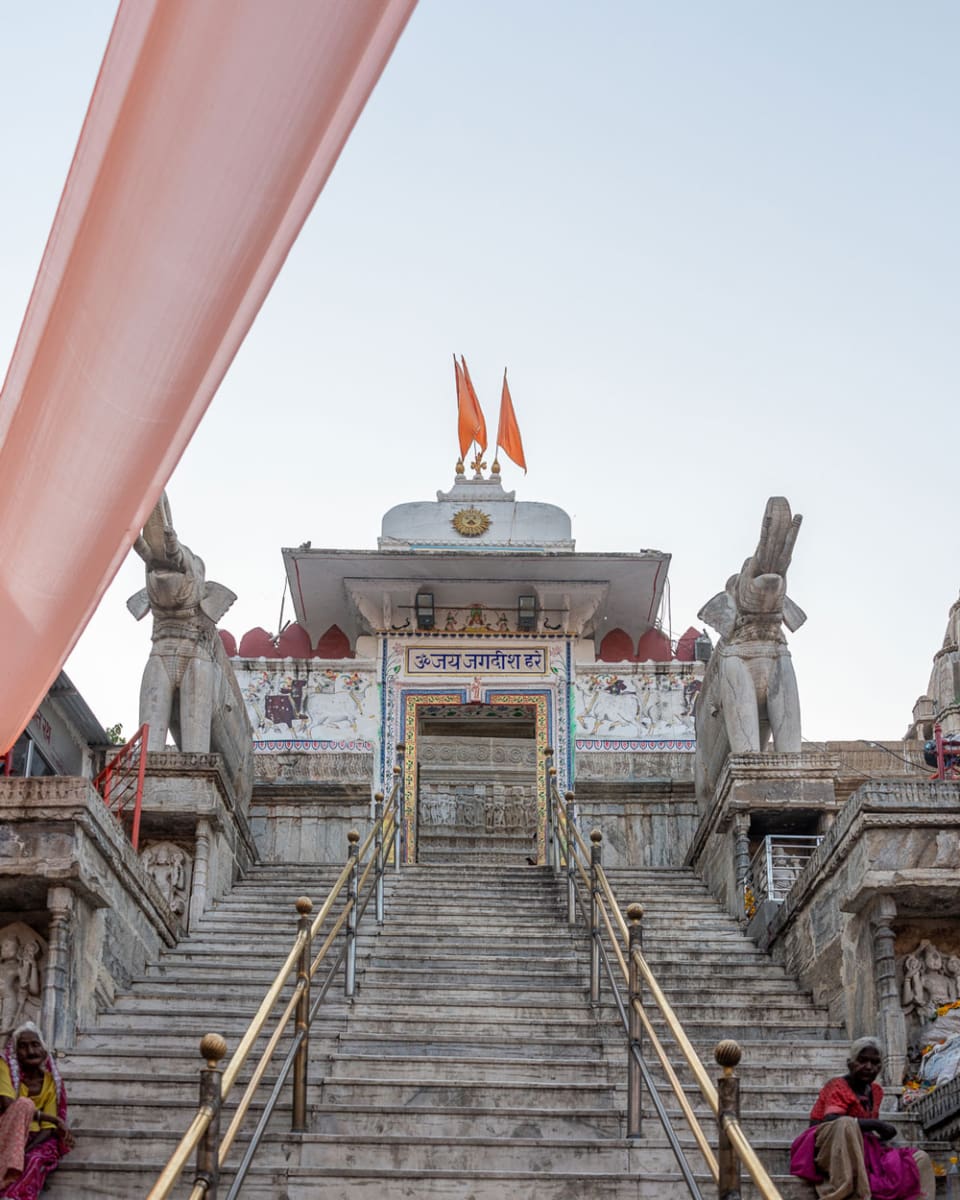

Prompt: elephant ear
[
  {"left": 127, "top": 589, "right": 151, "bottom": 621},
  {"left": 783, "top": 595, "right": 807, "bottom": 633},
  {"left": 698, "top": 591, "right": 736, "bottom": 640},
  {"left": 201, "top": 582, "right": 237, "bottom": 623}
]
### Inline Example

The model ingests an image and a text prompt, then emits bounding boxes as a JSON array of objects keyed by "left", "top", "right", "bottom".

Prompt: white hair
[{"left": 848, "top": 1036, "right": 882, "bottom": 1063}]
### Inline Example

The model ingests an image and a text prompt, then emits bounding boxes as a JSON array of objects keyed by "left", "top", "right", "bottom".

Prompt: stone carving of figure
[
  {"left": 127, "top": 492, "right": 247, "bottom": 757},
  {"left": 507, "top": 787, "right": 525, "bottom": 830},
  {"left": 917, "top": 940, "right": 954, "bottom": 1014},
  {"left": 142, "top": 842, "right": 190, "bottom": 916},
  {"left": 0, "top": 927, "right": 45, "bottom": 1035},
  {"left": 695, "top": 497, "right": 806, "bottom": 807},
  {"left": 0, "top": 937, "right": 21, "bottom": 1034},
  {"left": 901, "top": 953, "right": 925, "bottom": 1018},
  {"left": 15, "top": 941, "right": 41, "bottom": 1027},
  {"left": 946, "top": 955, "right": 960, "bottom": 1002}
]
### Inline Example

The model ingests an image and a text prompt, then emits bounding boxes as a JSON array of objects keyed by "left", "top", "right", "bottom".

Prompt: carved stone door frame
[{"left": 398, "top": 690, "right": 552, "bottom": 863}]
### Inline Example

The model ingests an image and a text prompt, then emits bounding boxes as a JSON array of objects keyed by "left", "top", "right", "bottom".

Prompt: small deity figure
[
  {"left": 469, "top": 677, "right": 484, "bottom": 704},
  {"left": 507, "top": 787, "right": 525, "bottom": 830},
  {"left": 142, "top": 842, "right": 189, "bottom": 916},
  {"left": 444, "top": 610, "right": 459, "bottom": 631},
  {"left": 0, "top": 937, "right": 22, "bottom": 1033},
  {"left": 918, "top": 941, "right": 955, "bottom": 1012},
  {"left": 902, "top": 953, "right": 925, "bottom": 1017},
  {"left": 946, "top": 955, "right": 960, "bottom": 1002},
  {"left": 495, "top": 612, "right": 510, "bottom": 633},
  {"left": 14, "top": 941, "right": 41, "bottom": 1028},
  {"left": 487, "top": 794, "right": 506, "bottom": 831},
  {"left": 0, "top": 931, "right": 43, "bottom": 1034},
  {"left": 465, "top": 604, "right": 486, "bottom": 632}
]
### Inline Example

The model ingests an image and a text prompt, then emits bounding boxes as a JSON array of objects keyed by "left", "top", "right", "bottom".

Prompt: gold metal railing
[
  {"left": 147, "top": 749, "right": 405, "bottom": 1200},
  {"left": 544, "top": 748, "right": 783, "bottom": 1200}
]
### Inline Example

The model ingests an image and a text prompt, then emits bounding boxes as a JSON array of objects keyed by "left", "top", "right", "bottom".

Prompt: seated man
[{"left": 791, "top": 1037, "right": 934, "bottom": 1200}]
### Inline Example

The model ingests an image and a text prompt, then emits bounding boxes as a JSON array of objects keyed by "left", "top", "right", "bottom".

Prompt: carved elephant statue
[
  {"left": 694, "top": 497, "right": 806, "bottom": 809},
  {"left": 128, "top": 494, "right": 253, "bottom": 795}
]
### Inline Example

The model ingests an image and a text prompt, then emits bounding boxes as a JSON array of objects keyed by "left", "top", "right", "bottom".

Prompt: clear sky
[{"left": 1, "top": 2, "right": 957, "bottom": 743}]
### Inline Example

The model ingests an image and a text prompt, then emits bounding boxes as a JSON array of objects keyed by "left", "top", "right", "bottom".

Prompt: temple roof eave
[{"left": 282, "top": 546, "right": 671, "bottom": 647}]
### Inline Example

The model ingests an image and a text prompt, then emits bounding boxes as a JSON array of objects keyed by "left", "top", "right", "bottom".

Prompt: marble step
[
  {"left": 66, "top": 1100, "right": 624, "bottom": 1140},
  {"left": 321, "top": 1060, "right": 607, "bottom": 1089},
  {"left": 363, "top": 951, "right": 580, "bottom": 971},
  {"left": 334, "top": 1033, "right": 604, "bottom": 1060},
  {"left": 355, "top": 966, "right": 586, "bottom": 990},
  {"left": 49, "top": 1161, "right": 823, "bottom": 1199},
  {"left": 64, "top": 1130, "right": 708, "bottom": 1176}
]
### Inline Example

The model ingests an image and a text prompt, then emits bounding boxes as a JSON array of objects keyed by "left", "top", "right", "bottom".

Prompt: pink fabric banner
[{"left": 0, "top": 0, "right": 416, "bottom": 754}]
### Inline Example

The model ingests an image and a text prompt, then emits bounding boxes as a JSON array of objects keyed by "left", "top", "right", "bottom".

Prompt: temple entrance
[{"left": 414, "top": 704, "right": 538, "bottom": 865}]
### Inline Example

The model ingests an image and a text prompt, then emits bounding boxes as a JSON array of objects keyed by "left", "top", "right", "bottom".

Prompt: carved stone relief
[
  {"left": 418, "top": 782, "right": 536, "bottom": 833},
  {"left": 0, "top": 922, "right": 48, "bottom": 1037},
  {"left": 901, "top": 939, "right": 960, "bottom": 1024},
  {"left": 141, "top": 841, "right": 192, "bottom": 920}
]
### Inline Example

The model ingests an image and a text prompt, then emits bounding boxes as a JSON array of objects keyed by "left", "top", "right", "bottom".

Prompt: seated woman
[
  {"left": 791, "top": 1037, "right": 934, "bottom": 1200},
  {"left": 0, "top": 1022, "right": 73, "bottom": 1199}
]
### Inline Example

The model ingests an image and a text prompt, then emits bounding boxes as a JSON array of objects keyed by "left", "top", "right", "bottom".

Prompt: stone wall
[
  {"left": 250, "top": 751, "right": 375, "bottom": 863},
  {"left": 760, "top": 780, "right": 960, "bottom": 1082},
  {"left": 138, "top": 752, "right": 258, "bottom": 924},
  {"left": 0, "top": 778, "right": 179, "bottom": 1046},
  {"left": 573, "top": 778, "right": 698, "bottom": 868},
  {"left": 685, "top": 752, "right": 841, "bottom": 918}
]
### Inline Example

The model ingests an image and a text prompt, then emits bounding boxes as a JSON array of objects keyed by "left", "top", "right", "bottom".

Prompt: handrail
[
  {"left": 92, "top": 722, "right": 148, "bottom": 850},
  {"left": 546, "top": 765, "right": 783, "bottom": 1200},
  {"left": 148, "top": 757, "right": 404, "bottom": 1198}
]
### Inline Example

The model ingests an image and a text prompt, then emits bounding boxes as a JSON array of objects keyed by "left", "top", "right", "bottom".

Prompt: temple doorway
[{"left": 414, "top": 703, "right": 538, "bottom": 865}]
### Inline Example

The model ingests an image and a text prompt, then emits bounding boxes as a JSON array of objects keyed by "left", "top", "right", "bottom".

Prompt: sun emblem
[{"left": 452, "top": 507, "right": 491, "bottom": 537}]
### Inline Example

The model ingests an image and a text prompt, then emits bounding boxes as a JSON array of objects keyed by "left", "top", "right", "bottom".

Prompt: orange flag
[
  {"left": 456, "top": 354, "right": 487, "bottom": 459},
  {"left": 496, "top": 368, "right": 527, "bottom": 472}
]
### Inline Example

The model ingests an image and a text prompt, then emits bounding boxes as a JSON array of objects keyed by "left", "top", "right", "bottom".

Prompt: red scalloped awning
[{"left": 0, "top": 0, "right": 416, "bottom": 754}]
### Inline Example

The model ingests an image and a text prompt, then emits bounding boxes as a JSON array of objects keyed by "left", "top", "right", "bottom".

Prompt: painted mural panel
[
  {"left": 234, "top": 661, "right": 378, "bottom": 751},
  {"left": 574, "top": 663, "right": 700, "bottom": 750}
]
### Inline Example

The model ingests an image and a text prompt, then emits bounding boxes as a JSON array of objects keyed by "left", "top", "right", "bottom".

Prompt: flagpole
[{"left": 453, "top": 352, "right": 467, "bottom": 473}]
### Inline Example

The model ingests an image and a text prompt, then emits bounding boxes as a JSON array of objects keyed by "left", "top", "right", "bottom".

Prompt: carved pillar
[
  {"left": 870, "top": 895, "right": 907, "bottom": 1085},
  {"left": 40, "top": 886, "right": 75, "bottom": 1048},
  {"left": 733, "top": 812, "right": 751, "bottom": 919},
  {"left": 190, "top": 818, "right": 213, "bottom": 931}
]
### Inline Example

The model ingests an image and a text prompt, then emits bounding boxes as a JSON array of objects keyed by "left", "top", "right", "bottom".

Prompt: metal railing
[
  {"left": 93, "top": 722, "right": 148, "bottom": 850},
  {"left": 544, "top": 747, "right": 783, "bottom": 1200},
  {"left": 748, "top": 834, "right": 822, "bottom": 905},
  {"left": 146, "top": 747, "right": 405, "bottom": 1199}
]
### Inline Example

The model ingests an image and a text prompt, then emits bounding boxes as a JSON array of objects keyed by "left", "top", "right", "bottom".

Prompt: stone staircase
[{"left": 48, "top": 859, "right": 935, "bottom": 1197}]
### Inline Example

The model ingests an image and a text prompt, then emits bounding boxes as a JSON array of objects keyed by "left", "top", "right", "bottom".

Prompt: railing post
[
  {"left": 131, "top": 723, "right": 148, "bottom": 852},
  {"left": 194, "top": 1033, "right": 227, "bottom": 1198},
  {"left": 627, "top": 903, "right": 644, "bottom": 1137},
  {"left": 589, "top": 828, "right": 603, "bottom": 1007},
  {"left": 543, "top": 746, "right": 555, "bottom": 871},
  {"left": 374, "top": 792, "right": 385, "bottom": 925},
  {"left": 345, "top": 829, "right": 360, "bottom": 997},
  {"left": 292, "top": 896, "right": 313, "bottom": 1133},
  {"left": 733, "top": 812, "right": 750, "bottom": 922},
  {"left": 765, "top": 835, "right": 774, "bottom": 904},
  {"left": 548, "top": 766, "right": 560, "bottom": 872},
  {"left": 715, "top": 1039, "right": 742, "bottom": 1200},
  {"left": 565, "top": 792, "right": 576, "bottom": 926},
  {"left": 395, "top": 743, "right": 406, "bottom": 868}
]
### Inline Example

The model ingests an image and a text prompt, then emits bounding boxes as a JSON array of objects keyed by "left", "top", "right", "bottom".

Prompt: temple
[
  {"left": 2, "top": 460, "right": 960, "bottom": 1196},
  {"left": 228, "top": 466, "right": 700, "bottom": 869}
]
